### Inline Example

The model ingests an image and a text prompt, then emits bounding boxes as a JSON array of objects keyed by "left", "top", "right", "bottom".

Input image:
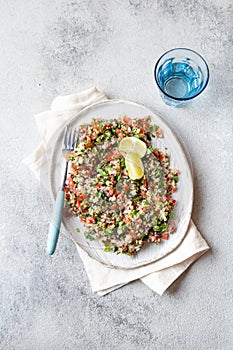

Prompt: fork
[{"left": 47, "top": 126, "right": 79, "bottom": 255}]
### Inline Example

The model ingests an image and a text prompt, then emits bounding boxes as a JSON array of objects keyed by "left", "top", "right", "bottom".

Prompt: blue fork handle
[{"left": 47, "top": 190, "right": 65, "bottom": 255}]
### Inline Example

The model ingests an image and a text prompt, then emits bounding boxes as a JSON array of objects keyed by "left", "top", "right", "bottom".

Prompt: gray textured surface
[{"left": 0, "top": 0, "right": 233, "bottom": 349}]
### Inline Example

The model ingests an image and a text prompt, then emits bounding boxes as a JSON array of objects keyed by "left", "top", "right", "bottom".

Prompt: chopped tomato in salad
[{"left": 65, "top": 116, "right": 179, "bottom": 256}]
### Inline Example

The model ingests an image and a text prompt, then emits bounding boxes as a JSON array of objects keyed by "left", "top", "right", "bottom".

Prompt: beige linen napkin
[{"left": 23, "top": 87, "right": 209, "bottom": 296}]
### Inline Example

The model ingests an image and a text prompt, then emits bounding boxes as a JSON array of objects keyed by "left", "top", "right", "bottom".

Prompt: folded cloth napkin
[{"left": 23, "top": 87, "right": 209, "bottom": 296}]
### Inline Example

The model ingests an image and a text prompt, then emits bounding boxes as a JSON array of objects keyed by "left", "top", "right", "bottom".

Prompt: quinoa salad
[{"left": 65, "top": 116, "right": 179, "bottom": 256}]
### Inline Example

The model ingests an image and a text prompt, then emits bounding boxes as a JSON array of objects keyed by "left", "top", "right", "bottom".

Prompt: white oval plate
[{"left": 49, "top": 100, "right": 193, "bottom": 269}]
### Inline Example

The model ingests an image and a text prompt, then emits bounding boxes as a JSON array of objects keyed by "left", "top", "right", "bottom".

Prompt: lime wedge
[
  {"left": 119, "top": 137, "right": 147, "bottom": 158},
  {"left": 125, "top": 153, "right": 144, "bottom": 180}
]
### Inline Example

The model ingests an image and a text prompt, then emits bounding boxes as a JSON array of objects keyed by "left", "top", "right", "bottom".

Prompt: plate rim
[{"left": 48, "top": 98, "right": 193, "bottom": 269}]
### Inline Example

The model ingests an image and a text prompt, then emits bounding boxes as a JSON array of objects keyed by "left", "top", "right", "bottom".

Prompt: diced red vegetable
[{"left": 109, "top": 188, "right": 114, "bottom": 196}]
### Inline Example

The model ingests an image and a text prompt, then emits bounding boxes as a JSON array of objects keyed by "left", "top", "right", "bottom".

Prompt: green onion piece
[
  {"left": 104, "top": 246, "right": 111, "bottom": 252},
  {"left": 153, "top": 124, "right": 158, "bottom": 133}
]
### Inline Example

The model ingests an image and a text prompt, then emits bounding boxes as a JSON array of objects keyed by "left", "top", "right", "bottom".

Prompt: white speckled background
[{"left": 0, "top": 1, "right": 232, "bottom": 349}]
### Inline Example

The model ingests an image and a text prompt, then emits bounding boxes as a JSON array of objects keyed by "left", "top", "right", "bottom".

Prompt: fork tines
[{"left": 64, "top": 127, "right": 79, "bottom": 150}]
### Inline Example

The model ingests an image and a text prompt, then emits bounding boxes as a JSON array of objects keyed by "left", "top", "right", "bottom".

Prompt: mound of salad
[{"left": 65, "top": 116, "right": 179, "bottom": 256}]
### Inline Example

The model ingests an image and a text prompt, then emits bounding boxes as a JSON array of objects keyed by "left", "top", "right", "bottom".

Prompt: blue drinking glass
[{"left": 154, "top": 48, "right": 209, "bottom": 107}]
